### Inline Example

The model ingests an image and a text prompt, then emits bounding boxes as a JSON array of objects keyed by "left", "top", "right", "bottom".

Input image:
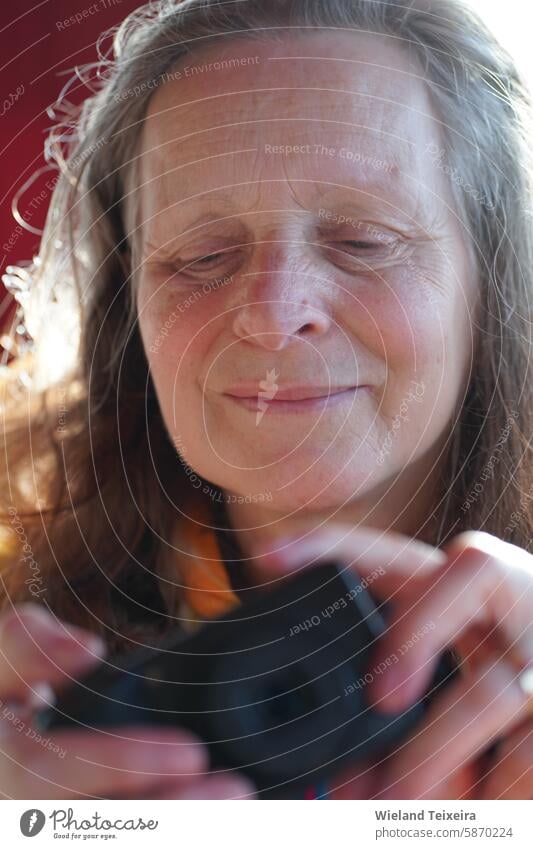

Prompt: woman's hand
[
  {"left": 0, "top": 603, "right": 255, "bottom": 799},
  {"left": 251, "top": 526, "right": 533, "bottom": 799}
]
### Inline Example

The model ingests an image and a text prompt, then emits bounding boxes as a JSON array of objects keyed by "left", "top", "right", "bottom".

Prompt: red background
[{"left": 0, "top": 0, "right": 141, "bottom": 340}]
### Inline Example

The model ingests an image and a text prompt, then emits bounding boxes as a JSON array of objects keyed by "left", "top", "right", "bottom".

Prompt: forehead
[{"left": 135, "top": 31, "right": 449, "bottom": 227}]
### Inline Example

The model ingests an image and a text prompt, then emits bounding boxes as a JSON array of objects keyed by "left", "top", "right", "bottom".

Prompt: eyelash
[
  {"left": 189, "top": 252, "right": 226, "bottom": 266},
  {"left": 325, "top": 238, "right": 399, "bottom": 262},
  {"left": 181, "top": 249, "right": 237, "bottom": 276},
  {"left": 338, "top": 241, "right": 381, "bottom": 251}
]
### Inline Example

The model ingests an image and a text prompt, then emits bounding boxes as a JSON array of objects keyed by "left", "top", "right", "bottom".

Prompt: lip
[
  {"left": 224, "top": 384, "right": 360, "bottom": 401},
  {"left": 222, "top": 384, "right": 367, "bottom": 414}
]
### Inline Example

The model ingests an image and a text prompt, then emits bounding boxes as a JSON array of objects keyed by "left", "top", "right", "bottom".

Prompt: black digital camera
[{"left": 36, "top": 561, "right": 458, "bottom": 798}]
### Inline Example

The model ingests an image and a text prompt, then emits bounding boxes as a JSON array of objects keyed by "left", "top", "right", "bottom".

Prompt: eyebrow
[
  {"left": 142, "top": 179, "right": 423, "bottom": 257},
  {"left": 147, "top": 170, "right": 415, "bottom": 227}
]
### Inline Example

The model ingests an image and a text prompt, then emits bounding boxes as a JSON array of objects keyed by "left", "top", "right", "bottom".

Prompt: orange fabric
[
  {"left": 0, "top": 345, "right": 239, "bottom": 622},
  {"left": 176, "top": 500, "right": 241, "bottom": 619},
  {"left": 0, "top": 501, "right": 240, "bottom": 620}
]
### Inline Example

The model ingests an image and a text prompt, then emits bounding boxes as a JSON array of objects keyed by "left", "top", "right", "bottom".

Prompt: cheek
[
  {"left": 137, "top": 286, "right": 226, "bottom": 435},
  {"left": 349, "top": 271, "right": 474, "bottom": 452},
  {"left": 350, "top": 270, "right": 466, "bottom": 377},
  {"left": 138, "top": 282, "right": 215, "bottom": 364}
]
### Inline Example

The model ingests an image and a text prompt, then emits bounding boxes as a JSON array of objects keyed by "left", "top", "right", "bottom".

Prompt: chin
[{"left": 223, "top": 464, "right": 383, "bottom": 514}]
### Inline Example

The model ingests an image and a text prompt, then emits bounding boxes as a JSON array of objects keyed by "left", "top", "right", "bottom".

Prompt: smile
[{"left": 223, "top": 386, "right": 366, "bottom": 415}]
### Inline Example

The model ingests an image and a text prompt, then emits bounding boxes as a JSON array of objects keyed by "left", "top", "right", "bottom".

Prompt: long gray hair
[{"left": 2, "top": 0, "right": 532, "bottom": 649}]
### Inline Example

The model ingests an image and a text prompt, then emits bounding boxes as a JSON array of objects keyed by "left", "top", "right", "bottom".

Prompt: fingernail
[
  {"left": 74, "top": 632, "right": 107, "bottom": 655},
  {"left": 28, "top": 682, "right": 56, "bottom": 709},
  {"left": 250, "top": 543, "right": 303, "bottom": 572},
  {"left": 50, "top": 629, "right": 106, "bottom": 656},
  {"left": 270, "top": 538, "right": 310, "bottom": 564},
  {"left": 518, "top": 667, "right": 533, "bottom": 698},
  {"left": 426, "top": 548, "right": 448, "bottom": 567}
]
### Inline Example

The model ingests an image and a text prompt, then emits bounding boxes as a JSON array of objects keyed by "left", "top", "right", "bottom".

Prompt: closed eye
[
  {"left": 327, "top": 234, "right": 399, "bottom": 256},
  {"left": 321, "top": 235, "right": 403, "bottom": 274},
  {"left": 186, "top": 250, "right": 228, "bottom": 267},
  {"left": 183, "top": 251, "right": 230, "bottom": 271},
  {"left": 166, "top": 246, "right": 245, "bottom": 282},
  {"left": 337, "top": 239, "right": 390, "bottom": 251},
  {"left": 339, "top": 240, "right": 381, "bottom": 251},
  {"left": 324, "top": 239, "right": 396, "bottom": 259}
]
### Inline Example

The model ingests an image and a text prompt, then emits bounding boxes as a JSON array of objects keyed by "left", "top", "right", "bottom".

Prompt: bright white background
[{"left": 467, "top": 0, "right": 533, "bottom": 85}]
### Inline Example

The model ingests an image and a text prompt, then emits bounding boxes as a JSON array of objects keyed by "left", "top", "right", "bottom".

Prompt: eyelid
[
  {"left": 184, "top": 251, "right": 229, "bottom": 268},
  {"left": 340, "top": 240, "right": 389, "bottom": 249},
  {"left": 174, "top": 246, "right": 244, "bottom": 281},
  {"left": 180, "top": 243, "right": 238, "bottom": 263},
  {"left": 325, "top": 235, "right": 400, "bottom": 254},
  {"left": 320, "top": 232, "right": 410, "bottom": 274}
]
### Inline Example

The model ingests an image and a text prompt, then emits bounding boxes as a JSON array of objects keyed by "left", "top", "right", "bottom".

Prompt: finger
[
  {"left": 106, "top": 773, "right": 255, "bottom": 800},
  {"left": 373, "top": 658, "right": 533, "bottom": 800},
  {"left": 0, "top": 604, "right": 106, "bottom": 703},
  {"left": 154, "top": 774, "right": 257, "bottom": 799},
  {"left": 249, "top": 523, "right": 447, "bottom": 592},
  {"left": 1, "top": 725, "right": 208, "bottom": 800},
  {"left": 480, "top": 717, "right": 533, "bottom": 799},
  {"left": 367, "top": 532, "right": 533, "bottom": 711}
]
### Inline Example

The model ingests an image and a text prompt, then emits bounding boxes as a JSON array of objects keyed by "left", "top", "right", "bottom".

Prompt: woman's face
[{"left": 134, "top": 32, "right": 478, "bottom": 528}]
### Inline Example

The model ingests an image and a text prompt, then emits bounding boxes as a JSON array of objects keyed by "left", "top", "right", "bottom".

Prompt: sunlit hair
[{"left": 1, "top": 0, "right": 532, "bottom": 651}]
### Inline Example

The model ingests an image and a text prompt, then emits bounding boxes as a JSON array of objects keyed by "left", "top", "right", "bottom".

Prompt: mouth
[{"left": 222, "top": 385, "right": 367, "bottom": 415}]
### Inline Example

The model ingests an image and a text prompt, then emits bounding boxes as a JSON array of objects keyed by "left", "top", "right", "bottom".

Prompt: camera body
[{"left": 37, "top": 561, "right": 457, "bottom": 798}]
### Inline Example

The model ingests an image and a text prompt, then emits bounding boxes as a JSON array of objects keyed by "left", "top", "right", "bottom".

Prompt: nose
[{"left": 231, "top": 241, "right": 331, "bottom": 351}]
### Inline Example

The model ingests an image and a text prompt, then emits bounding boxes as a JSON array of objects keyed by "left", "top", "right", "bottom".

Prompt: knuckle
[
  {"left": 446, "top": 532, "right": 509, "bottom": 589},
  {"left": 447, "top": 532, "right": 508, "bottom": 575},
  {"left": 447, "top": 531, "right": 492, "bottom": 564}
]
